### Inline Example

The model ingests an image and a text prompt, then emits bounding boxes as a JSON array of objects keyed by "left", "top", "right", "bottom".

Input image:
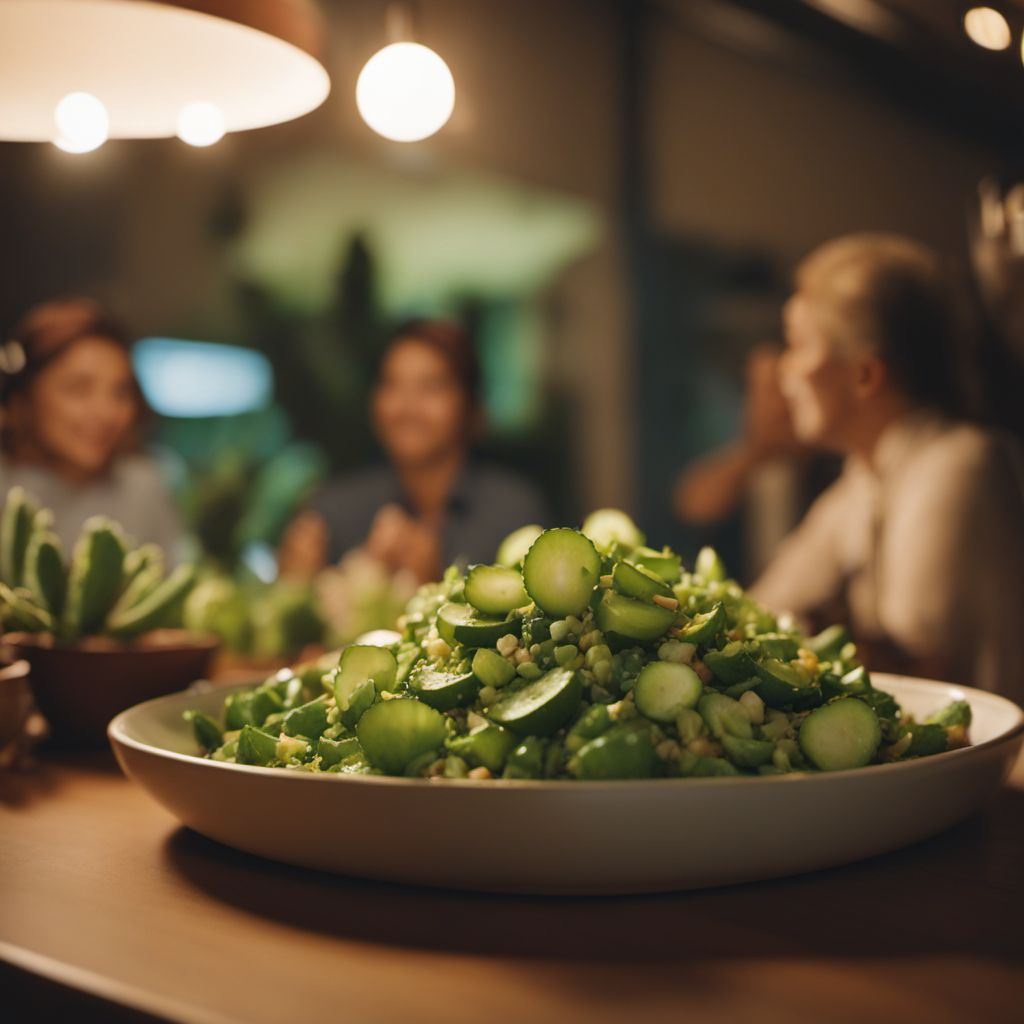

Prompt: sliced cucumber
[
  {"left": 502, "top": 736, "right": 547, "bottom": 779},
  {"left": 721, "top": 734, "right": 774, "bottom": 768},
  {"left": 317, "top": 736, "right": 363, "bottom": 769},
  {"left": 464, "top": 564, "right": 529, "bottom": 615},
  {"left": 281, "top": 696, "right": 329, "bottom": 739},
  {"left": 408, "top": 666, "right": 479, "bottom": 711},
  {"left": 223, "top": 687, "right": 282, "bottom": 731},
  {"left": 754, "top": 658, "right": 823, "bottom": 710},
  {"left": 436, "top": 603, "right": 516, "bottom": 648},
  {"left": 756, "top": 633, "right": 801, "bottom": 661},
  {"left": 581, "top": 508, "right": 645, "bottom": 551},
  {"left": 276, "top": 735, "right": 313, "bottom": 763},
  {"left": 472, "top": 647, "right": 516, "bottom": 688},
  {"left": 572, "top": 725, "right": 657, "bottom": 780},
  {"left": 566, "top": 703, "right": 612, "bottom": 751},
  {"left": 447, "top": 725, "right": 517, "bottom": 773},
  {"left": 334, "top": 644, "right": 399, "bottom": 703},
  {"left": 521, "top": 528, "right": 600, "bottom": 617},
  {"left": 703, "top": 640, "right": 758, "bottom": 684},
  {"left": 595, "top": 590, "right": 674, "bottom": 643},
  {"left": 611, "top": 560, "right": 673, "bottom": 602},
  {"left": 356, "top": 698, "right": 448, "bottom": 775},
  {"left": 904, "top": 722, "right": 949, "bottom": 758},
  {"left": 798, "top": 698, "right": 881, "bottom": 771},
  {"left": 926, "top": 700, "right": 971, "bottom": 729},
  {"left": 697, "top": 692, "right": 753, "bottom": 739},
  {"left": 806, "top": 624, "right": 850, "bottom": 661},
  {"left": 236, "top": 725, "right": 279, "bottom": 766},
  {"left": 631, "top": 546, "right": 682, "bottom": 582},
  {"left": 495, "top": 524, "right": 543, "bottom": 567},
  {"left": 486, "top": 666, "right": 582, "bottom": 736},
  {"left": 184, "top": 709, "right": 223, "bottom": 752},
  {"left": 694, "top": 546, "right": 726, "bottom": 582},
  {"left": 338, "top": 678, "right": 376, "bottom": 728},
  {"left": 677, "top": 602, "right": 725, "bottom": 645},
  {"left": 633, "top": 662, "right": 703, "bottom": 723}
]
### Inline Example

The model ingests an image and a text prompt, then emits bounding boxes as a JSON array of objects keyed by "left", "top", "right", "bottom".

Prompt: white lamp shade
[{"left": 0, "top": 0, "right": 331, "bottom": 141}]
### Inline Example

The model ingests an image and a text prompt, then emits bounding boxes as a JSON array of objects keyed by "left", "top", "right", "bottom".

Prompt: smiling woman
[
  {"left": 0, "top": 298, "right": 182, "bottom": 559},
  {"left": 278, "top": 319, "right": 547, "bottom": 584}
]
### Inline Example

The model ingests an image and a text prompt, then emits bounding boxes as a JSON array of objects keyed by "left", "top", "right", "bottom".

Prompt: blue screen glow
[{"left": 133, "top": 338, "right": 273, "bottom": 418}]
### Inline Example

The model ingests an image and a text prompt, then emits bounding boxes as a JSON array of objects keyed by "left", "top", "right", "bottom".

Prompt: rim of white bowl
[{"left": 108, "top": 673, "right": 1024, "bottom": 792}]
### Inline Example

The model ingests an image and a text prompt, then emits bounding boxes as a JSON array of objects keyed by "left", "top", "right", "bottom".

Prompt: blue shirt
[{"left": 311, "top": 461, "right": 548, "bottom": 569}]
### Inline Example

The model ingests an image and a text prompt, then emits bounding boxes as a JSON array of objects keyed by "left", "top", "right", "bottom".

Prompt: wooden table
[{"left": 2, "top": 750, "right": 1023, "bottom": 1024}]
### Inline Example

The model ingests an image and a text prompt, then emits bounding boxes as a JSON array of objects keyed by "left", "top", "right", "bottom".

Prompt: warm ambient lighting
[
  {"left": 0, "top": 0, "right": 329, "bottom": 143},
  {"left": 176, "top": 102, "right": 226, "bottom": 147},
  {"left": 53, "top": 92, "right": 109, "bottom": 153},
  {"left": 356, "top": 42, "right": 455, "bottom": 142},
  {"left": 963, "top": 7, "right": 1012, "bottom": 51}
]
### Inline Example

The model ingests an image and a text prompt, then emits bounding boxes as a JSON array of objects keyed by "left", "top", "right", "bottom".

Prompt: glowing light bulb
[
  {"left": 356, "top": 42, "right": 455, "bottom": 142},
  {"left": 963, "top": 7, "right": 1011, "bottom": 51},
  {"left": 177, "top": 101, "right": 226, "bottom": 147},
  {"left": 53, "top": 92, "right": 109, "bottom": 153}
]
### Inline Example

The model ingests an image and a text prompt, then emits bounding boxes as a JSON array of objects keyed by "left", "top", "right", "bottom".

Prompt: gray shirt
[
  {"left": 311, "top": 462, "right": 548, "bottom": 569},
  {"left": 0, "top": 454, "right": 183, "bottom": 560}
]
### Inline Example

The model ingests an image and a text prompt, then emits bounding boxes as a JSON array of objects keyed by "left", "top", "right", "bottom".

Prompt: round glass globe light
[
  {"left": 356, "top": 41, "right": 455, "bottom": 143},
  {"left": 963, "top": 7, "right": 1012, "bottom": 51},
  {"left": 177, "top": 101, "right": 226, "bottom": 146},
  {"left": 53, "top": 91, "right": 109, "bottom": 152}
]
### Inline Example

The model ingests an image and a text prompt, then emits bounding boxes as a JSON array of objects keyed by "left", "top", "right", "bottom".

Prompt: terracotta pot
[{"left": 3, "top": 630, "right": 220, "bottom": 748}]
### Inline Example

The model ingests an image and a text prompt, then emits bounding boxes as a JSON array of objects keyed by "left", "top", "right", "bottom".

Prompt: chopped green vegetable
[{"left": 184, "top": 508, "right": 971, "bottom": 780}]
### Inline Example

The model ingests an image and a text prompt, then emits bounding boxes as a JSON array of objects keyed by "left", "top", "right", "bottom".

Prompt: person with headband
[
  {"left": 279, "top": 319, "right": 548, "bottom": 584},
  {"left": 750, "top": 234, "right": 1024, "bottom": 700},
  {"left": 0, "top": 298, "right": 182, "bottom": 557}
]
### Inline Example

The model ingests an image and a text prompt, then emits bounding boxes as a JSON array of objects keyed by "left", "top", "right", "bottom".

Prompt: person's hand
[
  {"left": 743, "top": 344, "right": 801, "bottom": 460},
  {"left": 277, "top": 510, "right": 329, "bottom": 581},
  {"left": 364, "top": 503, "right": 442, "bottom": 584}
]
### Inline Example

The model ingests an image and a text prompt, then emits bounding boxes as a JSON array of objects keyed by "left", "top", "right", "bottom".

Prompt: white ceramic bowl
[{"left": 109, "top": 674, "right": 1023, "bottom": 894}]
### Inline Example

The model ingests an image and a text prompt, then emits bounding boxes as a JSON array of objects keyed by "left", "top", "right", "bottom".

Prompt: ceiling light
[
  {"left": 963, "top": 7, "right": 1012, "bottom": 51},
  {"left": 53, "top": 91, "right": 109, "bottom": 153},
  {"left": 0, "top": 0, "right": 330, "bottom": 143},
  {"left": 357, "top": 41, "right": 455, "bottom": 143},
  {"left": 177, "top": 102, "right": 226, "bottom": 148}
]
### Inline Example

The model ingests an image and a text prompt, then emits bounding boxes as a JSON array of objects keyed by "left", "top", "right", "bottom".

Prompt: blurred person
[
  {"left": 749, "top": 234, "right": 1024, "bottom": 699},
  {"left": 0, "top": 298, "right": 182, "bottom": 556},
  {"left": 673, "top": 344, "right": 837, "bottom": 576},
  {"left": 279, "top": 319, "right": 547, "bottom": 584}
]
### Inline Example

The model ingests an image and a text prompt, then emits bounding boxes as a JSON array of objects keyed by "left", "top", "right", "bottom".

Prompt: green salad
[{"left": 186, "top": 509, "right": 971, "bottom": 780}]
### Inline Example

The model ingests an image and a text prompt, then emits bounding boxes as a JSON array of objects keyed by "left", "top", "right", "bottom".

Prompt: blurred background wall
[{"left": 0, "top": 0, "right": 1017, "bottom": 579}]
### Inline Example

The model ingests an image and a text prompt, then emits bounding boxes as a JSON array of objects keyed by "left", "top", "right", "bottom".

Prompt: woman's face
[
  {"left": 24, "top": 336, "right": 139, "bottom": 475},
  {"left": 779, "top": 294, "right": 860, "bottom": 450},
  {"left": 373, "top": 339, "right": 471, "bottom": 468}
]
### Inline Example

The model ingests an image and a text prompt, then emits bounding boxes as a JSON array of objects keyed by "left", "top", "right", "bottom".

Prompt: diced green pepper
[
  {"left": 236, "top": 725, "right": 279, "bottom": 766},
  {"left": 282, "top": 697, "right": 329, "bottom": 739},
  {"left": 184, "top": 709, "right": 223, "bottom": 752},
  {"left": 502, "top": 736, "right": 547, "bottom": 779}
]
